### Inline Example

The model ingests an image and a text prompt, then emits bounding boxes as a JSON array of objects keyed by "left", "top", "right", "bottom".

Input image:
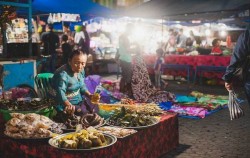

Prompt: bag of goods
[
  {"left": 4, "top": 113, "right": 63, "bottom": 139},
  {"left": 228, "top": 90, "right": 244, "bottom": 120}
]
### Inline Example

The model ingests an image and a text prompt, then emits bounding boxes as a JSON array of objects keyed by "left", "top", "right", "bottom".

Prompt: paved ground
[
  {"left": 102, "top": 75, "right": 250, "bottom": 158},
  {"left": 160, "top": 79, "right": 250, "bottom": 158}
]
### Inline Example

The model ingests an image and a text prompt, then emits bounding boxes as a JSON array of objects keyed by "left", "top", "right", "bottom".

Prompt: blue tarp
[{"left": 32, "top": 0, "right": 116, "bottom": 20}]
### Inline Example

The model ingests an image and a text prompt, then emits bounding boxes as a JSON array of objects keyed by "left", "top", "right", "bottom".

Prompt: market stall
[
  {"left": 0, "top": 112, "right": 178, "bottom": 158},
  {"left": 144, "top": 54, "right": 231, "bottom": 84},
  {"left": 0, "top": 0, "right": 118, "bottom": 92}
]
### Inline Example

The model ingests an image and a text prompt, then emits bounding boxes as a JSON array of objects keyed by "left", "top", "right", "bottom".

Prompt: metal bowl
[{"left": 48, "top": 132, "right": 117, "bottom": 151}]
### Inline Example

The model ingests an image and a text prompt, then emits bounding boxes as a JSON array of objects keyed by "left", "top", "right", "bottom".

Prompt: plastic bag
[
  {"left": 84, "top": 75, "right": 101, "bottom": 94},
  {"left": 228, "top": 90, "right": 244, "bottom": 120}
]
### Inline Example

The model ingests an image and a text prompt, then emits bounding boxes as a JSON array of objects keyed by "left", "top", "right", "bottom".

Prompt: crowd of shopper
[{"left": 39, "top": 23, "right": 90, "bottom": 73}]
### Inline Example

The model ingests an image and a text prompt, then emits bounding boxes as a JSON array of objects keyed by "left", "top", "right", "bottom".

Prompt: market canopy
[
  {"left": 122, "top": 0, "right": 250, "bottom": 22},
  {"left": 32, "top": 0, "right": 117, "bottom": 20}
]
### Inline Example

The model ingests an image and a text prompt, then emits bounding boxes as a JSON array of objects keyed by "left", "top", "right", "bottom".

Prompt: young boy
[{"left": 154, "top": 48, "right": 165, "bottom": 90}]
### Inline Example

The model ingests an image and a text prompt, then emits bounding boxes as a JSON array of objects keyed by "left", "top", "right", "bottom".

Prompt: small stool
[{"left": 193, "top": 66, "right": 227, "bottom": 84}]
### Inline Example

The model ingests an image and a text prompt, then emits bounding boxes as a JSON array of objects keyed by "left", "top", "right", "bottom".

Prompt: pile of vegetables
[
  {"left": 59, "top": 113, "right": 104, "bottom": 130},
  {"left": 107, "top": 107, "right": 158, "bottom": 127},
  {"left": 57, "top": 129, "right": 107, "bottom": 149}
]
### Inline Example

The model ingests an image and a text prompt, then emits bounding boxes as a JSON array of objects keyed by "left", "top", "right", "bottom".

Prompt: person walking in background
[
  {"left": 154, "top": 48, "right": 165, "bottom": 90},
  {"left": 32, "top": 19, "right": 40, "bottom": 43},
  {"left": 63, "top": 23, "right": 74, "bottom": 48},
  {"left": 61, "top": 34, "right": 72, "bottom": 65},
  {"left": 118, "top": 24, "right": 133, "bottom": 97},
  {"left": 74, "top": 25, "right": 90, "bottom": 55},
  {"left": 165, "top": 29, "right": 177, "bottom": 54},
  {"left": 74, "top": 25, "right": 85, "bottom": 50},
  {"left": 41, "top": 23, "right": 60, "bottom": 72},
  {"left": 82, "top": 25, "right": 90, "bottom": 55},
  {"left": 185, "top": 30, "right": 195, "bottom": 51},
  {"left": 222, "top": 28, "right": 250, "bottom": 105},
  {"left": 176, "top": 28, "right": 187, "bottom": 48}
]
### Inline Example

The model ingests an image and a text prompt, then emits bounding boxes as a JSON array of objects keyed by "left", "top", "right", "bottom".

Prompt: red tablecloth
[
  {"left": 0, "top": 113, "right": 179, "bottom": 158},
  {"left": 144, "top": 55, "right": 231, "bottom": 80}
]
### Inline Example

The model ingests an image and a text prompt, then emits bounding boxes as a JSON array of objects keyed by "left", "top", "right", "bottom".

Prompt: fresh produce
[
  {"left": 57, "top": 128, "right": 107, "bottom": 149},
  {"left": 0, "top": 98, "right": 55, "bottom": 111},
  {"left": 120, "top": 98, "right": 135, "bottom": 105},
  {"left": 80, "top": 113, "right": 104, "bottom": 127},
  {"left": 99, "top": 103, "right": 162, "bottom": 115},
  {"left": 97, "top": 126, "right": 137, "bottom": 138},
  {"left": 62, "top": 113, "right": 104, "bottom": 130},
  {"left": 64, "top": 114, "right": 80, "bottom": 129},
  {"left": 4, "top": 113, "right": 63, "bottom": 139},
  {"left": 107, "top": 107, "right": 159, "bottom": 127},
  {"left": 136, "top": 104, "right": 163, "bottom": 116}
]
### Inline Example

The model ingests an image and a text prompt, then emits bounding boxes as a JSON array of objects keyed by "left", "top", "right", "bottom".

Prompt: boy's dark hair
[
  {"left": 212, "top": 39, "right": 220, "bottom": 46},
  {"left": 63, "top": 23, "right": 69, "bottom": 28},
  {"left": 82, "top": 25, "right": 86, "bottom": 30},
  {"left": 62, "top": 34, "right": 68, "bottom": 42},
  {"left": 156, "top": 48, "right": 164, "bottom": 56}
]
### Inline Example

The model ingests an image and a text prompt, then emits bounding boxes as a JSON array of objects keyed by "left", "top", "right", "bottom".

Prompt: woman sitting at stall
[{"left": 51, "top": 49, "right": 99, "bottom": 120}]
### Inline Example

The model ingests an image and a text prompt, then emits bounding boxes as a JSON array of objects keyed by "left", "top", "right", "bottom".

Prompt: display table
[
  {"left": 143, "top": 55, "right": 231, "bottom": 80},
  {"left": 0, "top": 113, "right": 178, "bottom": 158},
  {"left": 92, "top": 59, "right": 119, "bottom": 75}
]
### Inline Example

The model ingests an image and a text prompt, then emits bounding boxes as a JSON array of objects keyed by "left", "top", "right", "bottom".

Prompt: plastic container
[{"left": 0, "top": 106, "right": 54, "bottom": 122}]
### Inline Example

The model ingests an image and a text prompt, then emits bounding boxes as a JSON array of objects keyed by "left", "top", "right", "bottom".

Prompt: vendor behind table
[{"left": 51, "top": 49, "right": 100, "bottom": 118}]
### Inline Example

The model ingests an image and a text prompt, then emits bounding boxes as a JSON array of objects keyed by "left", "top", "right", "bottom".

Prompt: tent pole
[
  {"left": 28, "top": 0, "right": 32, "bottom": 57},
  {"left": 62, "top": 21, "right": 64, "bottom": 32}
]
